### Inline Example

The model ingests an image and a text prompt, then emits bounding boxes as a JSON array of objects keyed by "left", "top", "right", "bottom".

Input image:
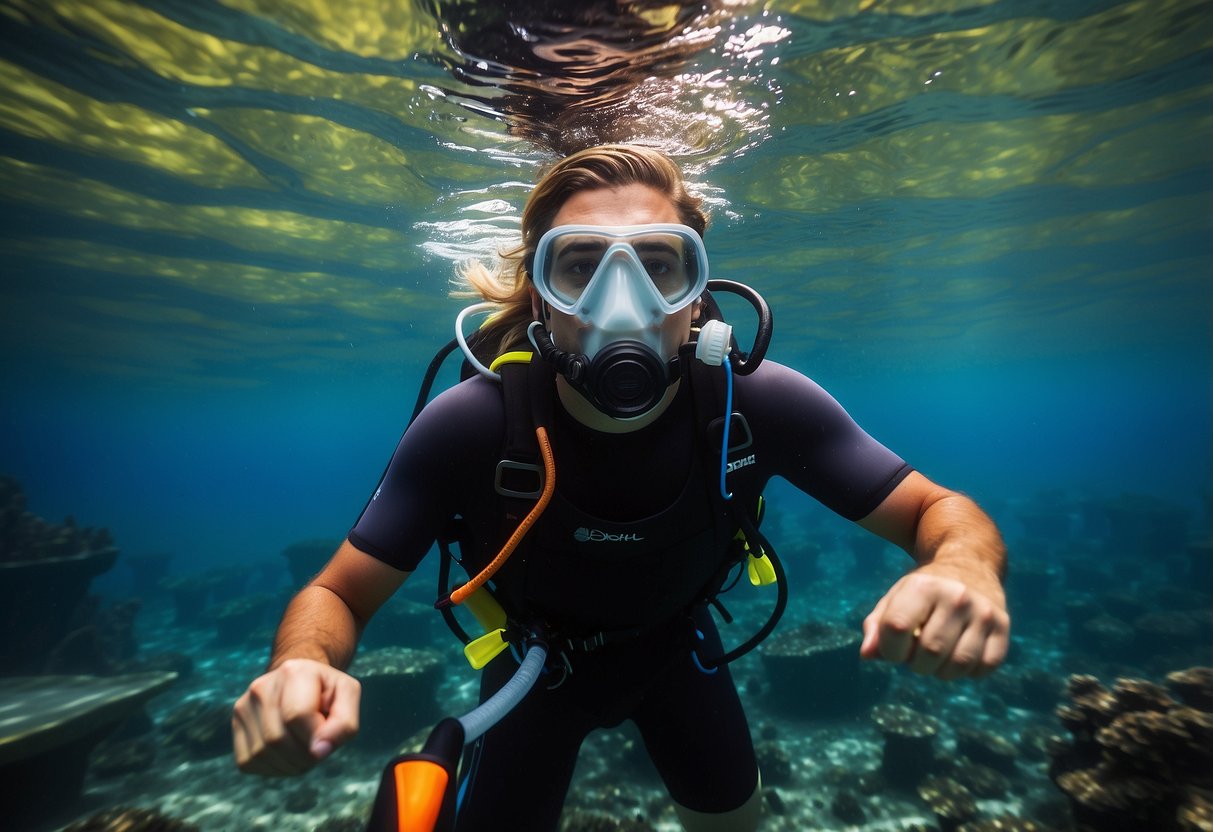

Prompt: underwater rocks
[
  {"left": 760, "top": 621, "right": 890, "bottom": 718},
  {"left": 351, "top": 646, "right": 444, "bottom": 751},
  {"left": 871, "top": 703, "right": 942, "bottom": 789},
  {"left": 162, "top": 699, "right": 235, "bottom": 760},
  {"left": 361, "top": 596, "right": 444, "bottom": 648},
  {"left": 213, "top": 592, "right": 281, "bottom": 646},
  {"left": 282, "top": 538, "right": 339, "bottom": 588},
  {"left": 558, "top": 810, "right": 656, "bottom": 832},
  {"left": 61, "top": 806, "right": 201, "bottom": 831},
  {"left": 918, "top": 775, "right": 979, "bottom": 832},
  {"left": 754, "top": 740, "right": 793, "bottom": 786},
  {"left": 1006, "top": 559, "right": 1057, "bottom": 616},
  {"left": 0, "top": 474, "right": 115, "bottom": 562},
  {"left": 160, "top": 574, "right": 217, "bottom": 626},
  {"left": 956, "top": 726, "right": 1020, "bottom": 776},
  {"left": 988, "top": 666, "right": 1066, "bottom": 714},
  {"left": 1095, "top": 493, "right": 1190, "bottom": 560},
  {"left": 90, "top": 734, "right": 158, "bottom": 778},
  {"left": 1, "top": 544, "right": 119, "bottom": 675},
  {"left": 1048, "top": 667, "right": 1213, "bottom": 832},
  {"left": 0, "top": 671, "right": 177, "bottom": 827},
  {"left": 161, "top": 566, "right": 269, "bottom": 628},
  {"left": 1062, "top": 586, "right": 1212, "bottom": 674},
  {"left": 957, "top": 819, "right": 1055, "bottom": 832},
  {"left": 830, "top": 789, "right": 866, "bottom": 825}
]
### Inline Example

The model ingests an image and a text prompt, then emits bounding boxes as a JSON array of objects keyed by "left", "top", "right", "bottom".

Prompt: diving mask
[
  {"left": 531, "top": 223, "right": 708, "bottom": 323},
  {"left": 528, "top": 224, "right": 709, "bottom": 418}
]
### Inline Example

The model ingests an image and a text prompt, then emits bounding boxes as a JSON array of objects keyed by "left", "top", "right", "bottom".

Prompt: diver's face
[{"left": 531, "top": 184, "right": 700, "bottom": 359}]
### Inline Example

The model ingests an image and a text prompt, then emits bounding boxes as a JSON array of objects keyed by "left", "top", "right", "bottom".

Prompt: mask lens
[
  {"left": 631, "top": 231, "right": 698, "bottom": 304},
  {"left": 539, "top": 227, "right": 702, "bottom": 309},
  {"left": 546, "top": 235, "right": 607, "bottom": 304}
]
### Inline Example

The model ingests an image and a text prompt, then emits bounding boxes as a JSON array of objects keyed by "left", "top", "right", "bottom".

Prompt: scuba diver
[{"left": 232, "top": 145, "right": 1010, "bottom": 831}]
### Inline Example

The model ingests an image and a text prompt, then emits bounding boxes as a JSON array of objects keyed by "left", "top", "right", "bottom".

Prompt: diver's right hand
[{"left": 232, "top": 657, "right": 361, "bottom": 776}]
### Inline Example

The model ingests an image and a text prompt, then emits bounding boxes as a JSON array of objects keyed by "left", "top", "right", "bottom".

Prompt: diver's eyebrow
[
  {"left": 553, "top": 240, "right": 608, "bottom": 256},
  {"left": 632, "top": 240, "right": 681, "bottom": 255}
]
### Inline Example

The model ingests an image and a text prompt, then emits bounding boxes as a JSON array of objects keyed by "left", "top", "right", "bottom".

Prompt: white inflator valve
[{"left": 695, "top": 319, "right": 733, "bottom": 366}]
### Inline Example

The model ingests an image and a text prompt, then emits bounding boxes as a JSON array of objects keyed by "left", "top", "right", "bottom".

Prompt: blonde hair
[{"left": 458, "top": 145, "right": 708, "bottom": 360}]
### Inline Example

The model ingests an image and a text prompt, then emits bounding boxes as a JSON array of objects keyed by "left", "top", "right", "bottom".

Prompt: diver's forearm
[
  {"left": 913, "top": 494, "right": 1007, "bottom": 602},
  {"left": 267, "top": 584, "right": 361, "bottom": 672}
]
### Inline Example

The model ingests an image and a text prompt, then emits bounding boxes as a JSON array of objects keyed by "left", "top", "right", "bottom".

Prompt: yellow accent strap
[
  {"left": 489, "top": 351, "right": 534, "bottom": 373},
  {"left": 462, "top": 586, "right": 508, "bottom": 632},
  {"left": 747, "top": 552, "right": 777, "bottom": 586},
  {"left": 464, "top": 628, "right": 510, "bottom": 670}
]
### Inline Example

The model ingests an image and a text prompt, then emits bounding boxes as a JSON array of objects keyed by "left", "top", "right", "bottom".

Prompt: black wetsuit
[{"left": 351, "top": 359, "right": 911, "bottom": 830}]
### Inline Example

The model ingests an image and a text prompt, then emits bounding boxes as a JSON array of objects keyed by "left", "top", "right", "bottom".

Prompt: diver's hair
[{"left": 458, "top": 144, "right": 708, "bottom": 359}]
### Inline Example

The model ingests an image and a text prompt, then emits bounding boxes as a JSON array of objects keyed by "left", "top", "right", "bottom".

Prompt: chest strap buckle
[{"left": 495, "top": 459, "right": 544, "bottom": 499}]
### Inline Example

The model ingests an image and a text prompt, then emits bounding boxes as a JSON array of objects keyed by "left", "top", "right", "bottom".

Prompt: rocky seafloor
[{"left": 6, "top": 484, "right": 1212, "bottom": 832}]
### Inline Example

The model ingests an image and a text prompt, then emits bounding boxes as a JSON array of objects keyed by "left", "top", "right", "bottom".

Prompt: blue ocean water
[{"left": 0, "top": 0, "right": 1210, "bottom": 830}]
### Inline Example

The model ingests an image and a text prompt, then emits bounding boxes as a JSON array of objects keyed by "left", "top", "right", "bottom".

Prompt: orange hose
[{"left": 449, "top": 426, "right": 555, "bottom": 606}]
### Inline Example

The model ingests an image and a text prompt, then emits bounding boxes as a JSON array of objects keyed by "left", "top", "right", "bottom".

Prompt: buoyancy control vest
[{"left": 437, "top": 347, "right": 782, "bottom": 666}]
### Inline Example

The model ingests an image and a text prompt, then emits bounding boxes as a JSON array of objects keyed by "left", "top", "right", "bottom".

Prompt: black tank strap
[{"left": 493, "top": 358, "right": 551, "bottom": 500}]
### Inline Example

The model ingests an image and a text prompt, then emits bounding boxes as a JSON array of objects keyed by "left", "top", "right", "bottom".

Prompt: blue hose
[
  {"left": 457, "top": 642, "right": 548, "bottom": 743},
  {"left": 719, "top": 357, "right": 734, "bottom": 501}
]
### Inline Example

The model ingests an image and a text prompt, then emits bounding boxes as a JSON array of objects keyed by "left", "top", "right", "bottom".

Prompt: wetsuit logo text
[
  {"left": 574, "top": 527, "right": 645, "bottom": 543},
  {"left": 726, "top": 453, "right": 756, "bottom": 473}
]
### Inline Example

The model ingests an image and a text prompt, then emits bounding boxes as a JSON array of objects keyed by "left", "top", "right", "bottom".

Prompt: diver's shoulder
[
  {"left": 739, "top": 358, "right": 821, "bottom": 389},
  {"left": 414, "top": 375, "right": 505, "bottom": 432},
  {"left": 735, "top": 358, "right": 836, "bottom": 410}
]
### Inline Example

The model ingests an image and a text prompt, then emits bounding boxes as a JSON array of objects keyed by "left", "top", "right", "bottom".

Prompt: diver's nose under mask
[{"left": 528, "top": 223, "right": 710, "bottom": 418}]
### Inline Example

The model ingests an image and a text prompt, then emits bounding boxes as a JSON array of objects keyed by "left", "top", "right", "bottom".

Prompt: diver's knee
[{"left": 673, "top": 774, "right": 762, "bottom": 832}]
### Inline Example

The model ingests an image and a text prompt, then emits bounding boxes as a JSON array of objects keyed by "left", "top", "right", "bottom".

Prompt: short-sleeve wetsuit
[{"left": 350, "top": 359, "right": 911, "bottom": 831}]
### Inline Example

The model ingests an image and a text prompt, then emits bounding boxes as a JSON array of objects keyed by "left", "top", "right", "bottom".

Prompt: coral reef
[
  {"left": 870, "top": 703, "right": 941, "bottom": 789},
  {"left": 952, "top": 759, "right": 1011, "bottom": 799},
  {"left": 90, "top": 735, "right": 158, "bottom": 778},
  {"left": 162, "top": 700, "right": 235, "bottom": 760},
  {"left": 1048, "top": 667, "right": 1213, "bottom": 831},
  {"left": 213, "top": 592, "right": 280, "bottom": 646},
  {"left": 957, "top": 819, "right": 1054, "bottom": 831},
  {"left": 1096, "top": 493, "right": 1190, "bottom": 559},
  {"left": 0, "top": 672, "right": 177, "bottom": 827},
  {"left": 0, "top": 474, "right": 114, "bottom": 562},
  {"left": 760, "top": 621, "right": 890, "bottom": 718},
  {"left": 830, "top": 790, "right": 865, "bottom": 825},
  {"left": 988, "top": 667, "right": 1065, "bottom": 713},
  {"left": 918, "top": 775, "right": 978, "bottom": 832},
  {"left": 558, "top": 810, "right": 656, "bottom": 831},
  {"left": 352, "top": 646, "right": 445, "bottom": 750},
  {"left": 754, "top": 739, "right": 793, "bottom": 785},
  {"left": 160, "top": 574, "right": 220, "bottom": 626},
  {"left": 0, "top": 476, "right": 120, "bottom": 675},
  {"left": 956, "top": 726, "right": 1019, "bottom": 776},
  {"left": 361, "top": 596, "right": 444, "bottom": 648},
  {"left": 1006, "top": 559, "right": 1056, "bottom": 615},
  {"left": 1168, "top": 667, "right": 1213, "bottom": 711}
]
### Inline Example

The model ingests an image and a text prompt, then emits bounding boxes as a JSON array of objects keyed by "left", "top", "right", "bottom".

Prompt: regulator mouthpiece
[{"left": 529, "top": 323, "right": 673, "bottom": 419}]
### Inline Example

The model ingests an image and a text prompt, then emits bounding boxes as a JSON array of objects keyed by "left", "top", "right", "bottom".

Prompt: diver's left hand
[{"left": 859, "top": 564, "right": 1009, "bottom": 680}]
